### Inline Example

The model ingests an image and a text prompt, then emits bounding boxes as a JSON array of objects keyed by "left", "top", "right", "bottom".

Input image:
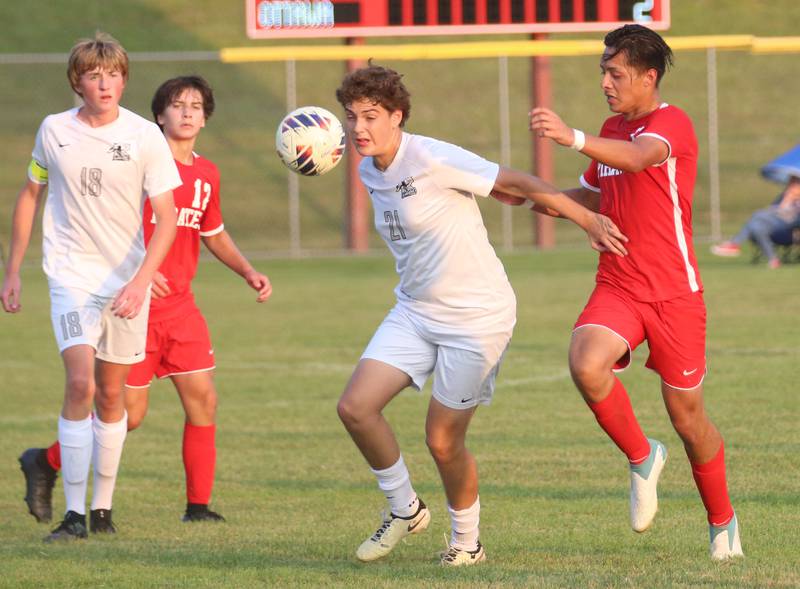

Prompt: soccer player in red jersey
[
  {"left": 526, "top": 25, "right": 742, "bottom": 559},
  {"left": 20, "top": 75, "right": 272, "bottom": 524}
]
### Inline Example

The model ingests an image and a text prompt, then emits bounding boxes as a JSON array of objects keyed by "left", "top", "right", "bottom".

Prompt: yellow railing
[{"left": 220, "top": 34, "right": 796, "bottom": 63}]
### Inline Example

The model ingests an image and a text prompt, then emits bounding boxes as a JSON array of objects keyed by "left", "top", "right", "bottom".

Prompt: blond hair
[{"left": 67, "top": 31, "right": 129, "bottom": 95}]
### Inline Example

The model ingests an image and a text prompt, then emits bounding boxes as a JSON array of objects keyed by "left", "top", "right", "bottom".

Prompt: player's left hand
[
  {"left": 529, "top": 107, "right": 574, "bottom": 147},
  {"left": 244, "top": 269, "right": 272, "bottom": 303},
  {"left": 586, "top": 213, "right": 628, "bottom": 257},
  {"left": 112, "top": 279, "right": 148, "bottom": 319}
]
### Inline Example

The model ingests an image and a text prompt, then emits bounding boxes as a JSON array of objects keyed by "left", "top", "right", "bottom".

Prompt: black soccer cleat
[
  {"left": 182, "top": 503, "right": 226, "bottom": 523},
  {"left": 44, "top": 511, "right": 88, "bottom": 543},
  {"left": 19, "top": 448, "right": 58, "bottom": 523},
  {"left": 90, "top": 508, "right": 116, "bottom": 534}
]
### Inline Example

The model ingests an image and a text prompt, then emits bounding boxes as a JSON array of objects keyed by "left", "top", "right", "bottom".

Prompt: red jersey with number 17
[
  {"left": 580, "top": 103, "right": 702, "bottom": 302},
  {"left": 143, "top": 154, "right": 224, "bottom": 321}
]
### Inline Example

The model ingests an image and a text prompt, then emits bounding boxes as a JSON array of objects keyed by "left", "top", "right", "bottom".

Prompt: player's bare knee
[
  {"left": 425, "top": 433, "right": 461, "bottom": 464},
  {"left": 337, "top": 396, "right": 366, "bottom": 430},
  {"left": 569, "top": 354, "right": 607, "bottom": 393},
  {"left": 126, "top": 410, "right": 145, "bottom": 431},
  {"left": 65, "top": 374, "right": 94, "bottom": 405}
]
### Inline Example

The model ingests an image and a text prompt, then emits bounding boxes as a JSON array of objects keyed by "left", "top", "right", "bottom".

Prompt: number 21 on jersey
[{"left": 384, "top": 210, "right": 406, "bottom": 241}]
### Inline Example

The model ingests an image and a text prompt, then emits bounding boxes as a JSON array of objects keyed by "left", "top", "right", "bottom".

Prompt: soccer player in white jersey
[
  {"left": 335, "top": 64, "right": 628, "bottom": 566},
  {"left": 1, "top": 32, "right": 180, "bottom": 541},
  {"left": 20, "top": 75, "right": 272, "bottom": 525}
]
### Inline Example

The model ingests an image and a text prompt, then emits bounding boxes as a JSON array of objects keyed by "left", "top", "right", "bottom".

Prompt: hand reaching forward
[{"left": 586, "top": 213, "right": 628, "bottom": 257}]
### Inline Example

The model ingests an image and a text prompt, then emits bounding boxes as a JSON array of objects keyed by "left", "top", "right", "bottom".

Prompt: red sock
[
  {"left": 587, "top": 377, "right": 651, "bottom": 463},
  {"left": 183, "top": 423, "right": 216, "bottom": 505},
  {"left": 46, "top": 441, "right": 61, "bottom": 471},
  {"left": 691, "top": 442, "right": 734, "bottom": 526}
]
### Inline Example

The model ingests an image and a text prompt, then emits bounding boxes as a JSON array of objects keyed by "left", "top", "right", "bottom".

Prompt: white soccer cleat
[
  {"left": 629, "top": 439, "right": 668, "bottom": 533},
  {"left": 440, "top": 539, "right": 486, "bottom": 567},
  {"left": 355, "top": 498, "right": 430, "bottom": 562},
  {"left": 709, "top": 513, "right": 744, "bottom": 560}
]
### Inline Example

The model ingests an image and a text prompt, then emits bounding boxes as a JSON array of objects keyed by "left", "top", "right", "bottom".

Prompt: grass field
[{"left": 1, "top": 248, "right": 797, "bottom": 588}]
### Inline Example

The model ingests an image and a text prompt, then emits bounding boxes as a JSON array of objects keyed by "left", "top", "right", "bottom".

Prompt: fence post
[
  {"left": 498, "top": 55, "right": 513, "bottom": 251},
  {"left": 285, "top": 59, "right": 301, "bottom": 256},
  {"left": 707, "top": 47, "right": 721, "bottom": 242}
]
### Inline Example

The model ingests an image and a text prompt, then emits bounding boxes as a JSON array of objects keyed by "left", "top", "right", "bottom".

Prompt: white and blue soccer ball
[{"left": 275, "top": 106, "right": 346, "bottom": 176}]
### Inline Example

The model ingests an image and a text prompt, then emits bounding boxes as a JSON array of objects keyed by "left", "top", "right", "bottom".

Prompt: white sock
[
  {"left": 448, "top": 496, "right": 480, "bottom": 551},
  {"left": 90, "top": 412, "right": 127, "bottom": 511},
  {"left": 370, "top": 455, "right": 419, "bottom": 518},
  {"left": 59, "top": 415, "right": 93, "bottom": 515}
]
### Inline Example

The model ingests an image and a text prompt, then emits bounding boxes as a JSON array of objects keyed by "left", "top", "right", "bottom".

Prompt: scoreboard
[{"left": 247, "top": 0, "right": 670, "bottom": 39}]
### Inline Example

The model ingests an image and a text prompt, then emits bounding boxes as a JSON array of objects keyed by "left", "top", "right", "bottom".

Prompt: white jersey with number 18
[
  {"left": 30, "top": 107, "right": 181, "bottom": 297},
  {"left": 359, "top": 132, "right": 515, "bottom": 332}
]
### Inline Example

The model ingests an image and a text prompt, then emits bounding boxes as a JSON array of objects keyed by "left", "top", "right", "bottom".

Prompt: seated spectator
[{"left": 711, "top": 176, "right": 800, "bottom": 268}]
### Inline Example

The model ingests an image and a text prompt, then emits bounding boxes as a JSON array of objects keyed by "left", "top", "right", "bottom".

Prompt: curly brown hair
[{"left": 336, "top": 62, "right": 411, "bottom": 126}]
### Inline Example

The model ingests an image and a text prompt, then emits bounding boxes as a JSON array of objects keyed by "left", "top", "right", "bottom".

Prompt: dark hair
[
  {"left": 151, "top": 75, "right": 215, "bottom": 128},
  {"left": 603, "top": 24, "right": 673, "bottom": 85},
  {"left": 335, "top": 62, "right": 411, "bottom": 126}
]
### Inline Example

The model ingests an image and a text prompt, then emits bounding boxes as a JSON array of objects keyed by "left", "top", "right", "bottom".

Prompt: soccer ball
[{"left": 275, "top": 106, "right": 346, "bottom": 176}]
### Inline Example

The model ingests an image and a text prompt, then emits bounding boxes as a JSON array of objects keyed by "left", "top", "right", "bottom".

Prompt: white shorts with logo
[
  {"left": 361, "top": 300, "right": 515, "bottom": 410},
  {"left": 49, "top": 285, "right": 150, "bottom": 365}
]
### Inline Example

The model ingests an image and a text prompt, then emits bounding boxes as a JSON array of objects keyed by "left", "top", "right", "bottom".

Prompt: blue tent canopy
[{"left": 761, "top": 144, "right": 800, "bottom": 184}]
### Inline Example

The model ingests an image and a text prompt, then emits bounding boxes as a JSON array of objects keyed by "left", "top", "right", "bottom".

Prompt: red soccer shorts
[
  {"left": 574, "top": 283, "right": 707, "bottom": 390},
  {"left": 126, "top": 306, "right": 215, "bottom": 388}
]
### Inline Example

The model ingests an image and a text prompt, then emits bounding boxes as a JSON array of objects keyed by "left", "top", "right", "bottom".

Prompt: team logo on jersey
[
  {"left": 108, "top": 143, "right": 131, "bottom": 161},
  {"left": 396, "top": 177, "right": 417, "bottom": 199}
]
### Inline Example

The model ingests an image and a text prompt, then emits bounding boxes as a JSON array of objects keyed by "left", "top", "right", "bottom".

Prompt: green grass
[{"left": 0, "top": 249, "right": 797, "bottom": 587}]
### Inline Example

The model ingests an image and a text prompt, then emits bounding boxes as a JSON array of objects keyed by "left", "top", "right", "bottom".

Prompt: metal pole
[
  {"left": 707, "top": 47, "right": 721, "bottom": 242},
  {"left": 286, "top": 59, "right": 301, "bottom": 256},
  {"left": 498, "top": 55, "right": 513, "bottom": 251},
  {"left": 345, "top": 38, "right": 369, "bottom": 251},
  {"left": 531, "top": 33, "right": 555, "bottom": 248}
]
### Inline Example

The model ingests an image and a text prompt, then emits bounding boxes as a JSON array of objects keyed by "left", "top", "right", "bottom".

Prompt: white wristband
[{"left": 570, "top": 129, "right": 586, "bottom": 151}]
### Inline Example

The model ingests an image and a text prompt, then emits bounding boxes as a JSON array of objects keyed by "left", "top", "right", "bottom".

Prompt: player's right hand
[
  {"left": 151, "top": 271, "right": 171, "bottom": 299},
  {"left": 587, "top": 213, "right": 628, "bottom": 257},
  {"left": 1, "top": 273, "right": 22, "bottom": 313}
]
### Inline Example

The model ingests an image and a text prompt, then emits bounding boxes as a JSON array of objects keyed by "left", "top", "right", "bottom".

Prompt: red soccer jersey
[
  {"left": 580, "top": 104, "right": 702, "bottom": 302},
  {"left": 143, "top": 154, "right": 224, "bottom": 321}
]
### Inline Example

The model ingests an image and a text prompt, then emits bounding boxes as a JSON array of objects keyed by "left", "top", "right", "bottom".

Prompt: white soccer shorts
[
  {"left": 361, "top": 302, "right": 513, "bottom": 410},
  {"left": 49, "top": 285, "right": 150, "bottom": 364}
]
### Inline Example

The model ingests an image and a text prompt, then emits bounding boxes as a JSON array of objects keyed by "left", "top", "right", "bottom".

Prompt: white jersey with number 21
[{"left": 359, "top": 132, "right": 515, "bottom": 333}]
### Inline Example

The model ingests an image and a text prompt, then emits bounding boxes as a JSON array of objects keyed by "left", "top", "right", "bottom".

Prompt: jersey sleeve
[
  {"left": 427, "top": 140, "right": 499, "bottom": 197},
  {"left": 638, "top": 106, "right": 696, "bottom": 166},
  {"left": 200, "top": 165, "right": 224, "bottom": 237},
  {"left": 580, "top": 160, "right": 600, "bottom": 192},
  {"left": 28, "top": 120, "right": 49, "bottom": 184},
  {"left": 142, "top": 125, "right": 182, "bottom": 198}
]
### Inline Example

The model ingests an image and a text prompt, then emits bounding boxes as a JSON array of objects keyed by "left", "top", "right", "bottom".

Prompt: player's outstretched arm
[
  {"left": 493, "top": 167, "right": 628, "bottom": 256},
  {"left": 112, "top": 191, "right": 177, "bottom": 319},
  {"left": 1, "top": 180, "right": 46, "bottom": 313},
  {"left": 202, "top": 230, "right": 272, "bottom": 303},
  {"left": 491, "top": 186, "right": 600, "bottom": 217},
  {"left": 529, "top": 107, "right": 668, "bottom": 172}
]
